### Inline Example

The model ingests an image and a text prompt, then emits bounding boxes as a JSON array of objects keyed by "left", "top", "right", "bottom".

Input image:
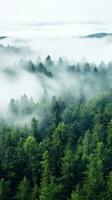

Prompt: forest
[{"left": 0, "top": 56, "right": 112, "bottom": 200}]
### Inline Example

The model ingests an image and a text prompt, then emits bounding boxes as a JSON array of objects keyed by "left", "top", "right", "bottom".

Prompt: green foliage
[
  {"left": 107, "top": 171, "right": 112, "bottom": 200},
  {"left": 30, "top": 183, "right": 39, "bottom": 200},
  {"left": 0, "top": 178, "right": 10, "bottom": 200},
  {"left": 40, "top": 151, "right": 61, "bottom": 200},
  {"left": 16, "top": 176, "right": 30, "bottom": 200},
  {"left": 0, "top": 90, "right": 112, "bottom": 199}
]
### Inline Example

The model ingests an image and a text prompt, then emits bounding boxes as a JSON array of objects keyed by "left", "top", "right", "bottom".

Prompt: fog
[
  {"left": 1, "top": 20, "right": 112, "bottom": 62},
  {"left": 0, "top": 20, "right": 112, "bottom": 125}
]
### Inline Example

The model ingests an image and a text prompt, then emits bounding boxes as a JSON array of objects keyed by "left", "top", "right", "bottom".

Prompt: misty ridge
[
  {"left": 0, "top": 44, "right": 31, "bottom": 55},
  {"left": 0, "top": 44, "right": 32, "bottom": 65},
  {"left": 81, "top": 32, "right": 112, "bottom": 39},
  {"left": 0, "top": 47, "right": 112, "bottom": 127},
  {"left": 2, "top": 19, "right": 112, "bottom": 62}
]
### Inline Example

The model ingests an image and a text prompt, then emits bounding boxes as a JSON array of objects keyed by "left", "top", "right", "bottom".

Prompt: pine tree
[
  {"left": 107, "top": 171, "right": 112, "bottom": 200},
  {"left": 0, "top": 178, "right": 10, "bottom": 200},
  {"left": 61, "top": 144, "right": 75, "bottom": 198},
  {"left": 30, "top": 183, "right": 39, "bottom": 200},
  {"left": 84, "top": 142, "right": 105, "bottom": 199},
  {"left": 40, "top": 151, "right": 61, "bottom": 200},
  {"left": 16, "top": 176, "right": 30, "bottom": 200}
]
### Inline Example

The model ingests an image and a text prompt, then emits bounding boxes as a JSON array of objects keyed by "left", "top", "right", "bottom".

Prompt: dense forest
[{"left": 0, "top": 56, "right": 112, "bottom": 199}]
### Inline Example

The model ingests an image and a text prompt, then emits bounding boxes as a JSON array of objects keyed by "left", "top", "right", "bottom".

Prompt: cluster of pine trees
[
  {"left": 0, "top": 57, "right": 112, "bottom": 199},
  {"left": 0, "top": 89, "right": 112, "bottom": 199}
]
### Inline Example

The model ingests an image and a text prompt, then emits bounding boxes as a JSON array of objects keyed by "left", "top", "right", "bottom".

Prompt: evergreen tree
[
  {"left": 0, "top": 178, "right": 10, "bottom": 200},
  {"left": 40, "top": 151, "right": 61, "bottom": 200},
  {"left": 61, "top": 144, "right": 75, "bottom": 198},
  {"left": 16, "top": 176, "right": 30, "bottom": 200},
  {"left": 107, "top": 171, "right": 112, "bottom": 200},
  {"left": 30, "top": 183, "right": 39, "bottom": 200}
]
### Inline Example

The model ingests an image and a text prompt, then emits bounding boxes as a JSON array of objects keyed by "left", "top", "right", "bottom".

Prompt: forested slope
[
  {"left": 0, "top": 57, "right": 112, "bottom": 199},
  {"left": 0, "top": 90, "right": 112, "bottom": 199}
]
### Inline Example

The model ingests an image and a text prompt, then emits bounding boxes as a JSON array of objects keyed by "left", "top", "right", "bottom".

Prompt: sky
[
  {"left": 0, "top": 0, "right": 112, "bottom": 22},
  {"left": 0, "top": 0, "right": 112, "bottom": 64}
]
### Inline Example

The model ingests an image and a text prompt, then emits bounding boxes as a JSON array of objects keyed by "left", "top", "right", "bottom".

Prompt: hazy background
[
  {"left": 0, "top": 0, "right": 112, "bottom": 117},
  {"left": 0, "top": 0, "right": 112, "bottom": 21},
  {"left": 1, "top": 19, "right": 112, "bottom": 62},
  {"left": 0, "top": 0, "right": 112, "bottom": 62}
]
